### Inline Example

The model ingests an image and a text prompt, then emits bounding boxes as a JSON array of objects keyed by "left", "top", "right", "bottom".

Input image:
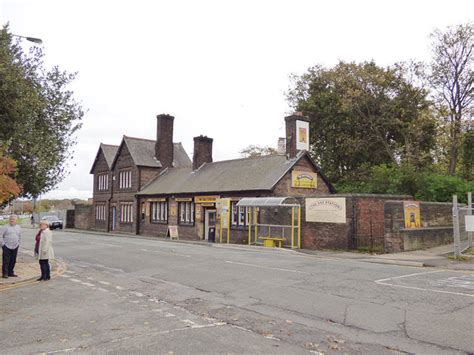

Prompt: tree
[
  {"left": 287, "top": 61, "right": 436, "bottom": 184},
  {"left": 240, "top": 145, "right": 278, "bottom": 158},
  {"left": 0, "top": 150, "right": 21, "bottom": 205},
  {"left": 0, "top": 26, "right": 83, "bottom": 198},
  {"left": 429, "top": 23, "right": 473, "bottom": 175}
]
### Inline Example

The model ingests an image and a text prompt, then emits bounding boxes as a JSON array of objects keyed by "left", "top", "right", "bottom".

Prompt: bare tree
[{"left": 429, "top": 23, "right": 473, "bottom": 175}]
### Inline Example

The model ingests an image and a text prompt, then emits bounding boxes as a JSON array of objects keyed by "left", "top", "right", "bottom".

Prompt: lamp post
[{"left": 11, "top": 34, "right": 43, "bottom": 44}]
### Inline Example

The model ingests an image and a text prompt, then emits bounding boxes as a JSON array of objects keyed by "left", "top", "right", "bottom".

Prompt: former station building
[{"left": 89, "top": 113, "right": 335, "bottom": 243}]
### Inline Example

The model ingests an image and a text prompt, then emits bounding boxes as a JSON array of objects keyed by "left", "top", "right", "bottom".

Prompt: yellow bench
[{"left": 260, "top": 237, "right": 286, "bottom": 248}]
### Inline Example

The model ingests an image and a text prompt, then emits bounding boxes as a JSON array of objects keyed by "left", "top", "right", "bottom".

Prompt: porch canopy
[{"left": 237, "top": 197, "right": 301, "bottom": 249}]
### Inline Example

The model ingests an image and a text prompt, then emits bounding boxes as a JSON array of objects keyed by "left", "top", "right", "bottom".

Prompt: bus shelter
[{"left": 236, "top": 197, "right": 301, "bottom": 249}]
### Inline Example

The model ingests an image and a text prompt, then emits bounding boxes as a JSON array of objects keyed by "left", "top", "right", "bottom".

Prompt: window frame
[
  {"left": 230, "top": 201, "right": 248, "bottom": 228},
  {"left": 120, "top": 202, "right": 134, "bottom": 224},
  {"left": 95, "top": 204, "right": 106, "bottom": 221},
  {"left": 178, "top": 201, "right": 195, "bottom": 226},
  {"left": 150, "top": 200, "right": 168, "bottom": 224},
  {"left": 119, "top": 169, "right": 132, "bottom": 189}
]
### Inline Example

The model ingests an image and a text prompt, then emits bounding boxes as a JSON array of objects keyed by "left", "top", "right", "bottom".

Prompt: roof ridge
[
  {"left": 124, "top": 135, "right": 156, "bottom": 143},
  {"left": 100, "top": 143, "right": 120, "bottom": 148},
  {"left": 202, "top": 153, "right": 287, "bottom": 166}
]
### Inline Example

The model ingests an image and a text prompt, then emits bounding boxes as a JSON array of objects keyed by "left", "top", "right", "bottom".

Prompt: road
[{"left": 1, "top": 229, "right": 473, "bottom": 354}]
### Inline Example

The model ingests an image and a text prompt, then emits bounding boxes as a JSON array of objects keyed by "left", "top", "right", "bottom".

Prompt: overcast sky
[{"left": 1, "top": 0, "right": 473, "bottom": 200}]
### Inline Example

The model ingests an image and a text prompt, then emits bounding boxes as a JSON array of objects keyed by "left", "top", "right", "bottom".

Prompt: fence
[{"left": 453, "top": 193, "right": 473, "bottom": 257}]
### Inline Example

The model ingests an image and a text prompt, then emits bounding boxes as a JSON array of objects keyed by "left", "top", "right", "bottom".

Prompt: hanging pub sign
[
  {"left": 403, "top": 201, "right": 421, "bottom": 228},
  {"left": 296, "top": 120, "right": 309, "bottom": 151},
  {"left": 291, "top": 170, "right": 317, "bottom": 189}
]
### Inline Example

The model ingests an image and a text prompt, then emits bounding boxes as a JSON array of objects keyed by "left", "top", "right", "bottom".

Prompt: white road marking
[
  {"left": 92, "top": 242, "right": 123, "bottom": 248},
  {"left": 224, "top": 260, "right": 309, "bottom": 274},
  {"left": 81, "top": 282, "right": 95, "bottom": 287},
  {"left": 375, "top": 270, "right": 474, "bottom": 298},
  {"left": 44, "top": 347, "right": 80, "bottom": 354},
  {"left": 164, "top": 313, "right": 175, "bottom": 317},
  {"left": 69, "top": 278, "right": 81, "bottom": 283},
  {"left": 97, "top": 287, "right": 109, "bottom": 292},
  {"left": 140, "top": 248, "right": 190, "bottom": 258},
  {"left": 115, "top": 286, "right": 124, "bottom": 290},
  {"left": 98, "top": 281, "right": 110, "bottom": 285},
  {"left": 435, "top": 275, "right": 474, "bottom": 290},
  {"left": 130, "top": 291, "right": 144, "bottom": 297},
  {"left": 60, "top": 274, "right": 71, "bottom": 278}
]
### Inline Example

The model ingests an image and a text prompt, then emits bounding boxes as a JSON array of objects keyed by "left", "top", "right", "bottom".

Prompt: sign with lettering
[
  {"left": 170, "top": 205, "right": 177, "bottom": 217},
  {"left": 195, "top": 195, "right": 219, "bottom": 204},
  {"left": 167, "top": 225, "right": 179, "bottom": 239},
  {"left": 305, "top": 198, "right": 346, "bottom": 223},
  {"left": 296, "top": 120, "right": 309, "bottom": 151},
  {"left": 465, "top": 215, "right": 474, "bottom": 232},
  {"left": 292, "top": 171, "right": 317, "bottom": 189},
  {"left": 219, "top": 198, "right": 231, "bottom": 228},
  {"left": 403, "top": 201, "right": 421, "bottom": 228}
]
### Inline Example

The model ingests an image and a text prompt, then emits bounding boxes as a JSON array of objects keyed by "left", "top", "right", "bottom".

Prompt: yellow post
[
  {"left": 297, "top": 206, "right": 301, "bottom": 249},
  {"left": 254, "top": 208, "right": 258, "bottom": 245},
  {"left": 219, "top": 212, "right": 223, "bottom": 244},
  {"left": 248, "top": 207, "right": 252, "bottom": 245},
  {"left": 291, "top": 207, "right": 295, "bottom": 249},
  {"left": 227, "top": 208, "right": 230, "bottom": 244}
]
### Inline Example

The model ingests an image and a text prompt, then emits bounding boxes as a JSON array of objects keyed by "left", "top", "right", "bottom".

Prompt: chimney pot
[
  {"left": 155, "top": 114, "right": 175, "bottom": 169},
  {"left": 193, "top": 135, "right": 213, "bottom": 170}
]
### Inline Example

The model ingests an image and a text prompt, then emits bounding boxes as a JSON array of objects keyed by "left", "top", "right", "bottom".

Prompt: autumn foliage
[{"left": 0, "top": 151, "right": 21, "bottom": 205}]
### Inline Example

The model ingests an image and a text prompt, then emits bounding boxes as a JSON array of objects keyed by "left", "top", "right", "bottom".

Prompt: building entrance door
[
  {"left": 111, "top": 206, "right": 117, "bottom": 231},
  {"left": 204, "top": 209, "right": 216, "bottom": 242}
]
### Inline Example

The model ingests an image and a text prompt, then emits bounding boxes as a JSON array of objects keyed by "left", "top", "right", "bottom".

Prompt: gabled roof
[
  {"left": 111, "top": 136, "right": 191, "bottom": 169},
  {"left": 137, "top": 151, "right": 335, "bottom": 195},
  {"left": 89, "top": 143, "right": 119, "bottom": 174}
]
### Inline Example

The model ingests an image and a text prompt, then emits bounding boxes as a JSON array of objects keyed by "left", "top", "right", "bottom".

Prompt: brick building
[{"left": 90, "top": 113, "right": 335, "bottom": 242}]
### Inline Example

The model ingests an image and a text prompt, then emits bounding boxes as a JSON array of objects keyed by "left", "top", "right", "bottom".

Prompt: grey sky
[{"left": 1, "top": 0, "right": 473, "bottom": 200}]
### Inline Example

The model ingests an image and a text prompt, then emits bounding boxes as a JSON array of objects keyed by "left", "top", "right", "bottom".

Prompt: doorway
[
  {"left": 204, "top": 209, "right": 217, "bottom": 242},
  {"left": 111, "top": 206, "right": 117, "bottom": 231}
]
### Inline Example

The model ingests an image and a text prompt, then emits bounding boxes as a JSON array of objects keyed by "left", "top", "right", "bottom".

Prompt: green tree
[
  {"left": 240, "top": 145, "right": 278, "bottom": 158},
  {"left": 428, "top": 23, "right": 473, "bottom": 175},
  {"left": 0, "top": 26, "right": 83, "bottom": 197},
  {"left": 461, "top": 129, "right": 474, "bottom": 179},
  {"left": 287, "top": 61, "right": 436, "bottom": 184}
]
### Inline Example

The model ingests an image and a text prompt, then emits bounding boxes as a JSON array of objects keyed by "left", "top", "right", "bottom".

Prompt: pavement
[
  {"left": 2, "top": 228, "right": 473, "bottom": 354},
  {"left": 0, "top": 249, "right": 66, "bottom": 291}
]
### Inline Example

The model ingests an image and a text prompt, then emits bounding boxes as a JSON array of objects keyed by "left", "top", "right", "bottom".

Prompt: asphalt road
[{"left": 1, "top": 229, "right": 473, "bottom": 354}]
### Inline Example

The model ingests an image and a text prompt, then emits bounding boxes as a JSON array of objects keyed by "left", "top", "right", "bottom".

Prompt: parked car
[{"left": 43, "top": 215, "right": 63, "bottom": 230}]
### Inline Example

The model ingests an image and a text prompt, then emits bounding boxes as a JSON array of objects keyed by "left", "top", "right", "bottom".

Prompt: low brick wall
[{"left": 401, "top": 227, "right": 453, "bottom": 251}]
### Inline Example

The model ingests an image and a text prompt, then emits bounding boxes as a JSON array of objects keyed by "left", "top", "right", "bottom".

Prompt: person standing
[
  {"left": 35, "top": 220, "right": 54, "bottom": 281},
  {"left": 1, "top": 214, "right": 21, "bottom": 278}
]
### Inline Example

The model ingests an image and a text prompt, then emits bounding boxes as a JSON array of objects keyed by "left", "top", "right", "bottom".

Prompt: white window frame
[
  {"left": 178, "top": 201, "right": 194, "bottom": 225},
  {"left": 97, "top": 173, "right": 109, "bottom": 191},
  {"left": 151, "top": 201, "right": 168, "bottom": 223},
  {"left": 231, "top": 201, "right": 248, "bottom": 227},
  {"left": 120, "top": 203, "right": 133, "bottom": 223},
  {"left": 119, "top": 170, "right": 132, "bottom": 189},
  {"left": 95, "top": 204, "right": 106, "bottom": 221}
]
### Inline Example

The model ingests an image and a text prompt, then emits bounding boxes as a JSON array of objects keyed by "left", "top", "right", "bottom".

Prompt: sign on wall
[
  {"left": 219, "top": 198, "right": 231, "bottom": 228},
  {"left": 195, "top": 195, "right": 219, "bottom": 204},
  {"left": 296, "top": 120, "right": 309, "bottom": 151},
  {"left": 292, "top": 171, "right": 317, "bottom": 189},
  {"left": 403, "top": 201, "right": 421, "bottom": 228},
  {"left": 465, "top": 215, "right": 474, "bottom": 232},
  {"left": 305, "top": 198, "right": 346, "bottom": 223}
]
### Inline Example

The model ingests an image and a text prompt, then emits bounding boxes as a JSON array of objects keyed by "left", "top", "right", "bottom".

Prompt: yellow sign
[
  {"left": 403, "top": 201, "right": 421, "bottom": 228},
  {"left": 195, "top": 195, "right": 219, "bottom": 204},
  {"left": 147, "top": 198, "right": 166, "bottom": 202},
  {"left": 219, "top": 198, "right": 231, "bottom": 228},
  {"left": 170, "top": 205, "right": 177, "bottom": 217},
  {"left": 175, "top": 198, "right": 192, "bottom": 202},
  {"left": 292, "top": 170, "right": 317, "bottom": 189}
]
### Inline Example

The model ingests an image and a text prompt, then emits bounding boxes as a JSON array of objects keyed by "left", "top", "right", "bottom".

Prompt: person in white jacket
[{"left": 35, "top": 220, "right": 55, "bottom": 281}]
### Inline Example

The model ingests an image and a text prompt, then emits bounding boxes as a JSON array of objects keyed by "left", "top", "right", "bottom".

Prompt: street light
[{"left": 11, "top": 34, "right": 43, "bottom": 44}]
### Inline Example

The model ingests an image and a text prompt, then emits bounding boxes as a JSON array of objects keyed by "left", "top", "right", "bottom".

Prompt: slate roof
[
  {"left": 138, "top": 151, "right": 335, "bottom": 195},
  {"left": 112, "top": 136, "right": 191, "bottom": 169},
  {"left": 89, "top": 143, "right": 119, "bottom": 173}
]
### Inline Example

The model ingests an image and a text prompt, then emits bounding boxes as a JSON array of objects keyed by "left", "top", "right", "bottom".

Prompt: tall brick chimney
[
  {"left": 193, "top": 135, "right": 213, "bottom": 170},
  {"left": 285, "top": 112, "right": 310, "bottom": 159},
  {"left": 156, "top": 114, "right": 174, "bottom": 169}
]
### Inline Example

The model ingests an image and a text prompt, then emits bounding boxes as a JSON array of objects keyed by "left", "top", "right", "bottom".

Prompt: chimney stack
[
  {"left": 156, "top": 114, "right": 174, "bottom": 169},
  {"left": 193, "top": 135, "right": 213, "bottom": 170},
  {"left": 285, "top": 113, "right": 310, "bottom": 159}
]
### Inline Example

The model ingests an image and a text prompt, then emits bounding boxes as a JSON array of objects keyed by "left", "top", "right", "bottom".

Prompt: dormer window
[
  {"left": 97, "top": 173, "right": 109, "bottom": 191},
  {"left": 119, "top": 170, "right": 132, "bottom": 189}
]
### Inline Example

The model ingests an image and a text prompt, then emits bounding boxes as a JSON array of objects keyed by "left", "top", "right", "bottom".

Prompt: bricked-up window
[
  {"left": 95, "top": 204, "right": 106, "bottom": 220},
  {"left": 151, "top": 201, "right": 168, "bottom": 223},
  {"left": 120, "top": 203, "right": 133, "bottom": 223},
  {"left": 178, "top": 201, "right": 194, "bottom": 225},
  {"left": 97, "top": 173, "right": 109, "bottom": 191},
  {"left": 119, "top": 170, "right": 132, "bottom": 189},
  {"left": 231, "top": 201, "right": 248, "bottom": 227}
]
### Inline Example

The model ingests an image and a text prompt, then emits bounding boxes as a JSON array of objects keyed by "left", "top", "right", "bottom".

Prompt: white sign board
[
  {"left": 465, "top": 215, "right": 474, "bottom": 232},
  {"left": 296, "top": 120, "right": 309, "bottom": 151},
  {"left": 305, "top": 198, "right": 346, "bottom": 224}
]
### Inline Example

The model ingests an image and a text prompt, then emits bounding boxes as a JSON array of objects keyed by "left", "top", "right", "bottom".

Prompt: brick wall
[{"left": 74, "top": 203, "right": 93, "bottom": 230}]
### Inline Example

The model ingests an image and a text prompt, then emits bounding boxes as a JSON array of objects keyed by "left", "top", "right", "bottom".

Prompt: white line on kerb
[
  {"left": 224, "top": 260, "right": 309, "bottom": 274},
  {"left": 375, "top": 270, "right": 474, "bottom": 298}
]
